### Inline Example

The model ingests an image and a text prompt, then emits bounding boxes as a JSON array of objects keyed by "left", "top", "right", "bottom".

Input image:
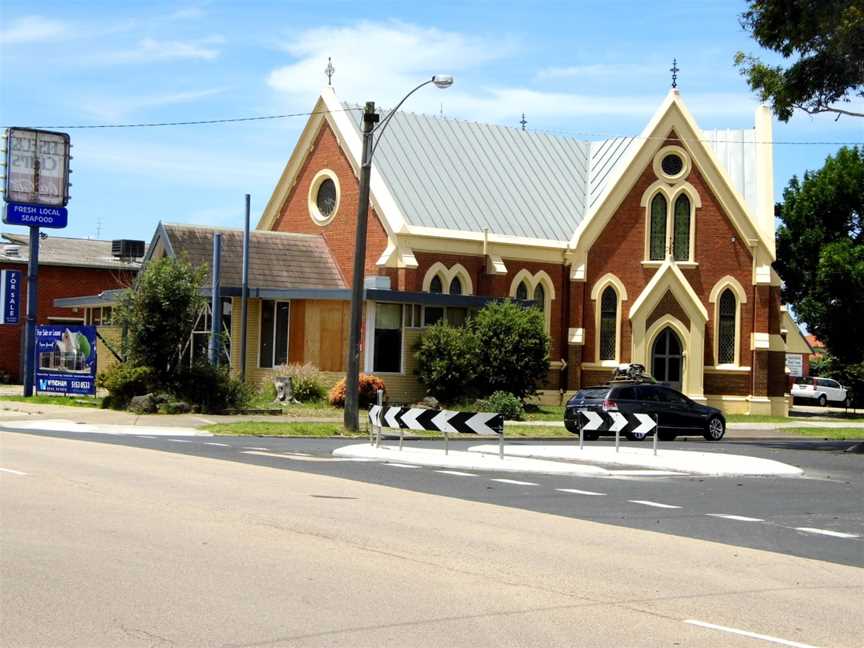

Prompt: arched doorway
[{"left": 652, "top": 327, "right": 683, "bottom": 391}]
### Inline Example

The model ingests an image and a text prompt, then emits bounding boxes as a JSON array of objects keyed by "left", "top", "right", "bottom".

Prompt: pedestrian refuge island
[{"left": 368, "top": 400, "right": 505, "bottom": 458}]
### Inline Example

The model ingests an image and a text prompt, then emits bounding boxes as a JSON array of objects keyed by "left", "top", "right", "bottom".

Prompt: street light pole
[
  {"left": 342, "top": 76, "right": 454, "bottom": 432},
  {"left": 343, "top": 102, "right": 379, "bottom": 432}
]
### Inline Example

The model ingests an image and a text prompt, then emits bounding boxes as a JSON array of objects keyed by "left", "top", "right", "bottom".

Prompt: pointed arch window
[
  {"left": 429, "top": 275, "right": 443, "bottom": 294},
  {"left": 449, "top": 276, "right": 462, "bottom": 296},
  {"left": 515, "top": 280, "right": 529, "bottom": 301},
  {"left": 533, "top": 284, "right": 545, "bottom": 313},
  {"left": 599, "top": 286, "right": 618, "bottom": 361},
  {"left": 718, "top": 289, "right": 736, "bottom": 365},
  {"left": 673, "top": 194, "right": 691, "bottom": 261},
  {"left": 649, "top": 194, "right": 667, "bottom": 260}
]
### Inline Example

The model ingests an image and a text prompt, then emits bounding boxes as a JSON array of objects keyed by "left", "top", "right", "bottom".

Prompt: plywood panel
[
  {"left": 304, "top": 301, "right": 321, "bottom": 366},
  {"left": 289, "top": 301, "right": 305, "bottom": 364},
  {"left": 319, "top": 301, "right": 344, "bottom": 371}
]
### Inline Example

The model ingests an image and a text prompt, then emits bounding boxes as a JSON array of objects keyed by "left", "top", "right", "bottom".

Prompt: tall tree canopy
[
  {"left": 775, "top": 146, "right": 864, "bottom": 365},
  {"left": 734, "top": 0, "right": 864, "bottom": 121}
]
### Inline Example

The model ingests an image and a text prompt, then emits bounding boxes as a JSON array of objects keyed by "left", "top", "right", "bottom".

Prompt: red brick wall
[
  {"left": 0, "top": 262, "right": 134, "bottom": 382},
  {"left": 583, "top": 135, "right": 755, "bottom": 368},
  {"left": 271, "top": 123, "right": 389, "bottom": 284}
]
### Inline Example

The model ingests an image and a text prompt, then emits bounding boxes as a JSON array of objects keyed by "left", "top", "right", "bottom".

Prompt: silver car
[{"left": 791, "top": 377, "right": 849, "bottom": 407}]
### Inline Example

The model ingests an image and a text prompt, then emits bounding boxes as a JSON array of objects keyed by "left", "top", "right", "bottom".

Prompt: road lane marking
[
  {"left": 384, "top": 463, "right": 420, "bottom": 468},
  {"left": 435, "top": 470, "right": 477, "bottom": 477},
  {"left": 204, "top": 442, "right": 230, "bottom": 447},
  {"left": 556, "top": 488, "right": 606, "bottom": 496},
  {"left": 490, "top": 479, "right": 538, "bottom": 486},
  {"left": 628, "top": 500, "right": 681, "bottom": 509},
  {"left": 241, "top": 451, "right": 353, "bottom": 463},
  {"left": 137, "top": 435, "right": 156, "bottom": 439},
  {"left": 684, "top": 619, "right": 819, "bottom": 648},
  {"left": 168, "top": 439, "right": 193, "bottom": 444},
  {"left": 706, "top": 514, "right": 765, "bottom": 522},
  {"left": 243, "top": 446, "right": 269, "bottom": 451},
  {"left": 0, "top": 468, "right": 27, "bottom": 476},
  {"left": 794, "top": 527, "right": 860, "bottom": 539}
]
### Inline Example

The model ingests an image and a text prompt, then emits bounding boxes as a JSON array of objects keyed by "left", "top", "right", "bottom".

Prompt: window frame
[
  {"left": 372, "top": 302, "right": 404, "bottom": 374},
  {"left": 590, "top": 275, "right": 626, "bottom": 366},
  {"left": 257, "top": 299, "right": 291, "bottom": 369},
  {"left": 708, "top": 276, "right": 748, "bottom": 369},
  {"left": 307, "top": 169, "right": 341, "bottom": 226}
]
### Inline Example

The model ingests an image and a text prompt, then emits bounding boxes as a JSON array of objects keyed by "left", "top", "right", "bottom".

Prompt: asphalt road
[
  {"left": 2, "top": 426, "right": 862, "bottom": 567},
  {"left": 1, "top": 429, "right": 862, "bottom": 648}
]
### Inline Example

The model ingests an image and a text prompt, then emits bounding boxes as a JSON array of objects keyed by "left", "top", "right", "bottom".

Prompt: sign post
[{"left": 2, "top": 127, "right": 71, "bottom": 396}]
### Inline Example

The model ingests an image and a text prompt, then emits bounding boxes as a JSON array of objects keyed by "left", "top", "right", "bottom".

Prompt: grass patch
[
  {"left": 522, "top": 404, "right": 565, "bottom": 421},
  {"left": 725, "top": 414, "right": 796, "bottom": 423},
  {"left": 0, "top": 394, "right": 102, "bottom": 408},
  {"left": 785, "top": 427, "right": 864, "bottom": 440},
  {"left": 205, "top": 421, "right": 361, "bottom": 437}
]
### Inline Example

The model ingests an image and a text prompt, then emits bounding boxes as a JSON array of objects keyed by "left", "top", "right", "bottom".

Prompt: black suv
[{"left": 564, "top": 382, "right": 726, "bottom": 441}]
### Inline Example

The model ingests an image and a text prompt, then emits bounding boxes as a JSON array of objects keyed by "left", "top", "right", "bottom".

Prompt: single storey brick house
[{"left": 252, "top": 87, "right": 789, "bottom": 415}]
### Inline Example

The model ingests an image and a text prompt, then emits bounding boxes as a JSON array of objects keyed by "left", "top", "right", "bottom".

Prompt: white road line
[
  {"left": 168, "top": 439, "right": 193, "bottom": 444},
  {"left": 0, "top": 467, "right": 27, "bottom": 476},
  {"left": 490, "top": 478, "right": 539, "bottom": 486},
  {"left": 137, "top": 435, "right": 156, "bottom": 439},
  {"left": 556, "top": 488, "right": 606, "bottom": 496},
  {"left": 384, "top": 463, "right": 420, "bottom": 469},
  {"left": 706, "top": 514, "right": 765, "bottom": 522},
  {"left": 794, "top": 527, "right": 860, "bottom": 539},
  {"left": 628, "top": 500, "right": 681, "bottom": 509},
  {"left": 243, "top": 446, "right": 269, "bottom": 451},
  {"left": 204, "top": 442, "right": 230, "bottom": 447},
  {"left": 684, "top": 619, "right": 819, "bottom": 648},
  {"left": 435, "top": 470, "right": 477, "bottom": 477}
]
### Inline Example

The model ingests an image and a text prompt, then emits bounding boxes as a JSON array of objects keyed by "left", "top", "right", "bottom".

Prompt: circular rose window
[
  {"left": 316, "top": 179, "right": 337, "bottom": 218},
  {"left": 308, "top": 170, "right": 340, "bottom": 225},
  {"left": 661, "top": 153, "right": 684, "bottom": 177}
]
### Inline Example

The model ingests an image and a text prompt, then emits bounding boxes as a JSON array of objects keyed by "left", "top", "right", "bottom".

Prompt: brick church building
[{"left": 245, "top": 85, "right": 787, "bottom": 415}]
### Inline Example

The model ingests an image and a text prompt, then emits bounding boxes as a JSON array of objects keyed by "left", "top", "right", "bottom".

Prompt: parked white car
[{"left": 792, "top": 377, "right": 849, "bottom": 407}]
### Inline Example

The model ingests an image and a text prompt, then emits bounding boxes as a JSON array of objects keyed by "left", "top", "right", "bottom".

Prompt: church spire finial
[
  {"left": 519, "top": 113, "right": 527, "bottom": 131},
  {"left": 325, "top": 57, "right": 335, "bottom": 86},
  {"left": 670, "top": 58, "right": 679, "bottom": 89}
]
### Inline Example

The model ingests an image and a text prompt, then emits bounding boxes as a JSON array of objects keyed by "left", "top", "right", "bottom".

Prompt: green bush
[
  {"left": 415, "top": 322, "right": 479, "bottom": 403},
  {"left": 475, "top": 391, "right": 524, "bottom": 421},
  {"left": 472, "top": 300, "right": 550, "bottom": 400},
  {"left": 328, "top": 373, "right": 386, "bottom": 409},
  {"left": 170, "top": 363, "right": 253, "bottom": 413},
  {"left": 273, "top": 362, "right": 327, "bottom": 402},
  {"left": 97, "top": 364, "right": 155, "bottom": 409}
]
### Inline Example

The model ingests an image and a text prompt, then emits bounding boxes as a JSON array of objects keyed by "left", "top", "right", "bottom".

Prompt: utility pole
[{"left": 343, "top": 102, "right": 379, "bottom": 432}]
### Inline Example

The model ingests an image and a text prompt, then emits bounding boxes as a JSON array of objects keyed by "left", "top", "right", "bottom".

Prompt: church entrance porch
[{"left": 651, "top": 327, "right": 683, "bottom": 391}]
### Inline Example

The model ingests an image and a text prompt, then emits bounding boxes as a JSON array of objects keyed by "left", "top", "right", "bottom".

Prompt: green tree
[
  {"left": 114, "top": 256, "right": 206, "bottom": 383},
  {"left": 734, "top": 0, "right": 864, "bottom": 121},
  {"left": 415, "top": 322, "right": 479, "bottom": 403},
  {"left": 471, "top": 301, "right": 550, "bottom": 400},
  {"left": 776, "top": 146, "right": 864, "bottom": 368}
]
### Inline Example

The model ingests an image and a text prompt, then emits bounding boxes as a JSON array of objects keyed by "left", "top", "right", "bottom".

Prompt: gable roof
[
  {"left": 630, "top": 257, "right": 708, "bottom": 323},
  {"left": 148, "top": 223, "right": 346, "bottom": 290},
  {"left": 1, "top": 232, "right": 144, "bottom": 270}
]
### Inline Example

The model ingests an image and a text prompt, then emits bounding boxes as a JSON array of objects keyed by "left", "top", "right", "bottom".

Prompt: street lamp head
[{"left": 432, "top": 75, "right": 454, "bottom": 89}]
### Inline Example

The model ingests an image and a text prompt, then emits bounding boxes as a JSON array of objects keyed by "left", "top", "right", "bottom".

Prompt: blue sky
[{"left": 1, "top": 0, "right": 862, "bottom": 242}]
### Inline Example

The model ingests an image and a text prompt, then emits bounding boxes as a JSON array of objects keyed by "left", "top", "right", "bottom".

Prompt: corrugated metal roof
[
  {"left": 0, "top": 232, "right": 144, "bottom": 270},
  {"left": 345, "top": 106, "right": 759, "bottom": 242}
]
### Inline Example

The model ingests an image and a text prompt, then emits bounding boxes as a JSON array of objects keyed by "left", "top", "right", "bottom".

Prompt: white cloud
[
  {"left": 98, "top": 36, "right": 224, "bottom": 64},
  {"left": 536, "top": 63, "right": 660, "bottom": 80},
  {"left": 77, "top": 87, "right": 229, "bottom": 121},
  {"left": 267, "top": 21, "right": 513, "bottom": 109},
  {"left": 0, "top": 15, "right": 71, "bottom": 44}
]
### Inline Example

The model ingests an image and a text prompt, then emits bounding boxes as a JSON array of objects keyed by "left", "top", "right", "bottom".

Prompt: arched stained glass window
[
  {"left": 599, "top": 286, "right": 617, "bottom": 361},
  {"left": 718, "top": 288, "right": 736, "bottom": 364},
  {"left": 533, "top": 284, "right": 545, "bottom": 313},
  {"left": 449, "top": 276, "right": 462, "bottom": 295},
  {"left": 649, "top": 194, "right": 667, "bottom": 260},
  {"left": 516, "top": 280, "right": 529, "bottom": 301},
  {"left": 673, "top": 194, "right": 691, "bottom": 261},
  {"left": 429, "top": 275, "right": 443, "bottom": 294}
]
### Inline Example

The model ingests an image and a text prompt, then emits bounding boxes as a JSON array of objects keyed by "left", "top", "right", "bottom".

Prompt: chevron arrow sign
[
  {"left": 372, "top": 406, "right": 504, "bottom": 436},
  {"left": 574, "top": 410, "right": 657, "bottom": 437}
]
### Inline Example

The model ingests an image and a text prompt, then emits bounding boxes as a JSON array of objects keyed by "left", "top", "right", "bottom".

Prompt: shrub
[
  {"left": 414, "top": 322, "right": 479, "bottom": 403},
  {"left": 272, "top": 362, "right": 327, "bottom": 402},
  {"left": 475, "top": 391, "right": 524, "bottom": 421},
  {"left": 471, "top": 300, "right": 550, "bottom": 400},
  {"left": 97, "top": 364, "right": 155, "bottom": 409},
  {"left": 170, "top": 363, "right": 253, "bottom": 413},
  {"left": 328, "top": 373, "right": 386, "bottom": 408}
]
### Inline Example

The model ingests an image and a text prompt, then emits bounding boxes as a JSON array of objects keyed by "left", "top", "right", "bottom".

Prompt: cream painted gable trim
[
  {"left": 569, "top": 90, "right": 773, "bottom": 264},
  {"left": 629, "top": 258, "right": 708, "bottom": 322},
  {"left": 590, "top": 273, "right": 626, "bottom": 365}
]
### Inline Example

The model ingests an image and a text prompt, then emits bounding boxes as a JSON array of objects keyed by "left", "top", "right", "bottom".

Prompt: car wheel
[
  {"left": 582, "top": 431, "right": 599, "bottom": 441},
  {"left": 703, "top": 416, "right": 725, "bottom": 441},
  {"left": 624, "top": 432, "right": 646, "bottom": 441},
  {"left": 658, "top": 431, "right": 677, "bottom": 441},
  {"left": 818, "top": 394, "right": 827, "bottom": 407}
]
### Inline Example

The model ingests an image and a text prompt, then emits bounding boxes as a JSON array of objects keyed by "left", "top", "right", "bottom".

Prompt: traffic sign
[{"left": 3, "top": 201, "right": 68, "bottom": 228}]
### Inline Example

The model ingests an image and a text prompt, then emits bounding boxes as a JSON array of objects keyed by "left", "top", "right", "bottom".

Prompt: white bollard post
[
  {"left": 376, "top": 389, "right": 383, "bottom": 448},
  {"left": 399, "top": 423, "right": 404, "bottom": 451},
  {"left": 653, "top": 413, "right": 659, "bottom": 456},
  {"left": 615, "top": 426, "right": 620, "bottom": 453},
  {"left": 444, "top": 428, "right": 449, "bottom": 455},
  {"left": 499, "top": 428, "right": 504, "bottom": 460},
  {"left": 578, "top": 411, "right": 584, "bottom": 450}
]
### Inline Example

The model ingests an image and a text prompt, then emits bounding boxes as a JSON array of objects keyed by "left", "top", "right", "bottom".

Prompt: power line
[{"left": 3, "top": 107, "right": 362, "bottom": 130}]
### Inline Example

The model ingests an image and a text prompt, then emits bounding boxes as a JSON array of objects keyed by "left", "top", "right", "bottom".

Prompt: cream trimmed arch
[
  {"left": 709, "top": 275, "right": 748, "bottom": 367},
  {"left": 645, "top": 313, "right": 691, "bottom": 389},
  {"left": 422, "top": 262, "right": 474, "bottom": 295},
  {"left": 640, "top": 180, "right": 702, "bottom": 263},
  {"left": 509, "top": 268, "right": 556, "bottom": 331},
  {"left": 590, "top": 273, "right": 627, "bottom": 365}
]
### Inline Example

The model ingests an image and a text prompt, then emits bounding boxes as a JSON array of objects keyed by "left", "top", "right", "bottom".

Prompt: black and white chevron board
[
  {"left": 575, "top": 410, "right": 657, "bottom": 439},
  {"left": 369, "top": 405, "right": 504, "bottom": 436}
]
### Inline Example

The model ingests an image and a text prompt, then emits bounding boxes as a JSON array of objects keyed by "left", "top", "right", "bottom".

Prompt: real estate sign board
[
  {"left": 785, "top": 353, "right": 803, "bottom": 378},
  {"left": 0, "top": 269, "right": 21, "bottom": 324},
  {"left": 34, "top": 325, "right": 97, "bottom": 396}
]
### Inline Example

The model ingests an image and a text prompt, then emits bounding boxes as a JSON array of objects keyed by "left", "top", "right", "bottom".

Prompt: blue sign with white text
[
  {"left": 1, "top": 269, "right": 21, "bottom": 324},
  {"left": 3, "top": 201, "right": 68, "bottom": 228},
  {"left": 34, "top": 325, "right": 97, "bottom": 396}
]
